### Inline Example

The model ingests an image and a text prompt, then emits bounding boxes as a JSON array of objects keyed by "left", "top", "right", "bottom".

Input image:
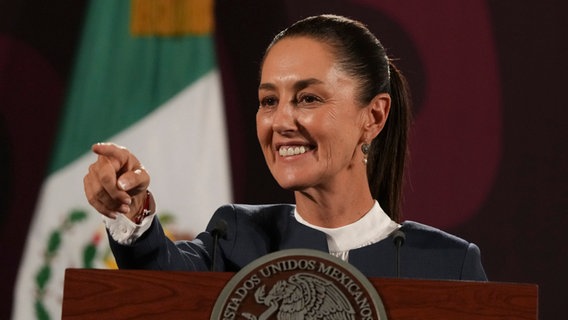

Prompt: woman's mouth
[{"left": 278, "top": 145, "right": 312, "bottom": 157}]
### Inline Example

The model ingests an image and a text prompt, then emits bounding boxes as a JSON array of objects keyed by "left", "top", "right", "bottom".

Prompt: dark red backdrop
[{"left": 1, "top": 0, "right": 566, "bottom": 318}]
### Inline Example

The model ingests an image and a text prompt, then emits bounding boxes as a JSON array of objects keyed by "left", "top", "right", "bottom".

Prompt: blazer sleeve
[
  {"left": 108, "top": 215, "right": 213, "bottom": 271},
  {"left": 107, "top": 204, "right": 274, "bottom": 272},
  {"left": 461, "top": 242, "right": 488, "bottom": 281}
]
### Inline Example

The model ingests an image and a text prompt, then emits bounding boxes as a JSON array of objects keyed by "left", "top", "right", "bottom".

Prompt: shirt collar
[{"left": 294, "top": 200, "right": 399, "bottom": 254}]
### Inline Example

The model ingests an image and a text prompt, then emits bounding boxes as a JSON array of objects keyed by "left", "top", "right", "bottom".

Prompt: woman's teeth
[{"left": 279, "top": 146, "right": 310, "bottom": 157}]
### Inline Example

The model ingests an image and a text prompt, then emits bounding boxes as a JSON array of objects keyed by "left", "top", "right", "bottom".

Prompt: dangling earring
[{"left": 361, "top": 143, "right": 370, "bottom": 165}]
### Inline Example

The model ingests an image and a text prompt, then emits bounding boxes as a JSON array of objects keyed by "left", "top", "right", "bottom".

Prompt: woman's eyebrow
[
  {"left": 258, "top": 78, "right": 324, "bottom": 91},
  {"left": 293, "top": 78, "right": 324, "bottom": 91},
  {"left": 258, "top": 82, "right": 276, "bottom": 91}
]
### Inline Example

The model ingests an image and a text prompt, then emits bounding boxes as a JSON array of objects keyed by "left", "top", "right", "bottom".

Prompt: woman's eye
[
  {"left": 298, "top": 94, "right": 321, "bottom": 105},
  {"left": 260, "top": 96, "right": 278, "bottom": 108}
]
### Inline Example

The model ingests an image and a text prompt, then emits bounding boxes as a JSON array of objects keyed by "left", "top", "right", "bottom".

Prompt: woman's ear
[{"left": 362, "top": 93, "right": 391, "bottom": 141}]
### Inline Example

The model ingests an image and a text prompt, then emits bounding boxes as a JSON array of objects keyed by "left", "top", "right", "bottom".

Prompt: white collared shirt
[
  {"left": 294, "top": 200, "right": 400, "bottom": 261},
  {"left": 102, "top": 212, "right": 154, "bottom": 245}
]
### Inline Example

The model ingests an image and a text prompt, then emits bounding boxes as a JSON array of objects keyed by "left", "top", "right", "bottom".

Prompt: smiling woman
[
  {"left": 257, "top": 29, "right": 391, "bottom": 229},
  {"left": 83, "top": 14, "right": 487, "bottom": 283}
]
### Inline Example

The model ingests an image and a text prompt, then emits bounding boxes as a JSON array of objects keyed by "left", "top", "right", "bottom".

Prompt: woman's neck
[{"left": 294, "top": 182, "right": 375, "bottom": 228}]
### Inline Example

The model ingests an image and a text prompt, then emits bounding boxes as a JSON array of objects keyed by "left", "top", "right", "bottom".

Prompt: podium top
[{"left": 62, "top": 268, "right": 537, "bottom": 320}]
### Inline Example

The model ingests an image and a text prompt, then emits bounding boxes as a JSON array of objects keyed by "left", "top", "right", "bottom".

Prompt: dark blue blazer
[{"left": 109, "top": 204, "right": 487, "bottom": 281}]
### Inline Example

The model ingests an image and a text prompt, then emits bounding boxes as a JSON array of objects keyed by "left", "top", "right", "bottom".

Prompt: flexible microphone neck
[
  {"left": 392, "top": 229, "right": 406, "bottom": 278},
  {"left": 210, "top": 219, "right": 228, "bottom": 271}
]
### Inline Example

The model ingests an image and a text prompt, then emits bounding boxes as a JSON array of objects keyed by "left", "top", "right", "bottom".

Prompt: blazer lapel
[
  {"left": 280, "top": 213, "right": 329, "bottom": 252},
  {"left": 349, "top": 238, "right": 398, "bottom": 278}
]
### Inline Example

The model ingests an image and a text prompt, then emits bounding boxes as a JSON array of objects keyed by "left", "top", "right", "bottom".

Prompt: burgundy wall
[{"left": 1, "top": 0, "right": 566, "bottom": 318}]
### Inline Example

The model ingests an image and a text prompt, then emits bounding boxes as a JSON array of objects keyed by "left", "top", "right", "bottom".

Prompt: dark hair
[{"left": 263, "top": 14, "right": 412, "bottom": 222}]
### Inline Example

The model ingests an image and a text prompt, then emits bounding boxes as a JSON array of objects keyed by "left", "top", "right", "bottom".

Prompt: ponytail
[{"left": 367, "top": 60, "right": 412, "bottom": 222}]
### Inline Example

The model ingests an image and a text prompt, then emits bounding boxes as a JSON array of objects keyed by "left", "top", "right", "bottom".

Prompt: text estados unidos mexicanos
[{"left": 221, "top": 259, "right": 375, "bottom": 320}]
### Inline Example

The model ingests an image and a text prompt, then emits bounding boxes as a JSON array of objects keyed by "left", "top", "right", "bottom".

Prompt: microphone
[
  {"left": 392, "top": 229, "right": 406, "bottom": 278},
  {"left": 210, "top": 219, "right": 228, "bottom": 271}
]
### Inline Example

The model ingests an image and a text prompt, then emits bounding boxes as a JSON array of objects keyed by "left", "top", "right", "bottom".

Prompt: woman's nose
[{"left": 272, "top": 102, "right": 296, "bottom": 134}]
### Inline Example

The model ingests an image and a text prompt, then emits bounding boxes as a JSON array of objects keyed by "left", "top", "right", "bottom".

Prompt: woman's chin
[{"left": 275, "top": 176, "right": 310, "bottom": 191}]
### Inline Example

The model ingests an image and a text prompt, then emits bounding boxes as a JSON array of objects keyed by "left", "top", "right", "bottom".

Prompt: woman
[{"left": 84, "top": 14, "right": 486, "bottom": 280}]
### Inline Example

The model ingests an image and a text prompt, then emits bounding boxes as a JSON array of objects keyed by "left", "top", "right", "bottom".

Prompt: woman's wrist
[{"left": 128, "top": 190, "right": 155, "bottom": 224}]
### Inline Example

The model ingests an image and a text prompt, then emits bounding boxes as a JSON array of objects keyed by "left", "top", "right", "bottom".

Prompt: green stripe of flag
[{"left": 50, "top": 0, "right": 216, "bottom": 173}]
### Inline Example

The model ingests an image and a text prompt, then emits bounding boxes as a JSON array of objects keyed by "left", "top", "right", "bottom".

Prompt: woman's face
[{"left": 257, "top": 36, "right": 372, "bottom": 192}]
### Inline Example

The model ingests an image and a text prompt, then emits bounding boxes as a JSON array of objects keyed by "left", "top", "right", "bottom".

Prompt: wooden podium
[{"left": 62, "top": 268, "right": 537, "bottom": 319}]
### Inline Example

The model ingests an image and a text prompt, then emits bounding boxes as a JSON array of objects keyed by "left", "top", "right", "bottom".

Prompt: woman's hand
[{"left": 84, "top": 143, "right": 150, "bottom": 221}]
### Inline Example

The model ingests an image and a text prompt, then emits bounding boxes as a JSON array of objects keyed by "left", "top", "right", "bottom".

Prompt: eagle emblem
[{"left": 241, "top": 273, "right": 355, "bottom": 320}]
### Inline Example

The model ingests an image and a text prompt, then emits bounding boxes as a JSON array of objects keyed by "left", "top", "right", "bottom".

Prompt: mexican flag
[{"left": 12, "top": 0, "right": 231, "bottom": 319}]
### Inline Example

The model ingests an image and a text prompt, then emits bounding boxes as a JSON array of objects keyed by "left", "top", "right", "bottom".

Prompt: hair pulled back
[{"left": 263, "top": 14, "right": 412, "bottom": 222}]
